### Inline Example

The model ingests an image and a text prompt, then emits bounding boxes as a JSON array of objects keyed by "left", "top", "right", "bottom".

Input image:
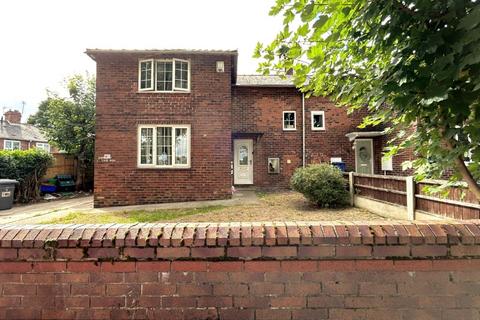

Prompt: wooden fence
[{"left": 348, "top": 173, "right": 480, "bottom": 220}]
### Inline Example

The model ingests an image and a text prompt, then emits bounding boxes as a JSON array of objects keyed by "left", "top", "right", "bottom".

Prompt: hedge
[{"left": 0, "top": 149, "right": 54, "bottom": 202}]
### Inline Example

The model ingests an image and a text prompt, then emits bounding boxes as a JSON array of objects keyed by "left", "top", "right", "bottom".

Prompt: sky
[{"left": 0, "top": 0, "right": 281, "bottom": 121}]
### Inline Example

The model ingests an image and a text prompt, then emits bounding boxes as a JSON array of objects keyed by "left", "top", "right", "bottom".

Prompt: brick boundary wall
[{"left": 1, "top": 222, "right": 480, "bottom": 319}]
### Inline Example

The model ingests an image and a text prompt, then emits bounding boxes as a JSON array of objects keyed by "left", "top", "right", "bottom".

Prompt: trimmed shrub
[
  {"left": 0, "top": 149, "right": 54, "bottom": 202},
  {"left": 290, "top": 164, "right": 349, "bottom": 207}
]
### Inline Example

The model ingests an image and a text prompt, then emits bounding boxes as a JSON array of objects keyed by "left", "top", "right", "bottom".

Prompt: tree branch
[{"left": 442, "top": 137, "right": 480, "bottom": 202}]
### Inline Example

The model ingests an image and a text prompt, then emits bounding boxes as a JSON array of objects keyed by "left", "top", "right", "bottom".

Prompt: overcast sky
[{"left": 0, "top": 0, "right": 281, "bottom": 121}]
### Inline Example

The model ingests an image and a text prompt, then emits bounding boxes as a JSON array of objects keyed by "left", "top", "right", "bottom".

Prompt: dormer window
[{"left": 139, "top": 59, "right": 190, "bottom": 92}]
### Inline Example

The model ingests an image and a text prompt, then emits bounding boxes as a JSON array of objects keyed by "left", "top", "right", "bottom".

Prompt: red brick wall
[
  {"left": 304, "top": 97, "right": 366, "bottom": 172},
  {"left": 3, "top": 110, "right": 21, "bottom": 124},
  {"left": 0, "top": 222, "right": 479, "bottom": 319},
  {"left": 93, "top": 52, "right": 234, "bottom": 207},
  {"left": 232, "top": 87, "right": 302, "bottom": 188},
  {"left": 232, "top": 88, "right": 365, "bottom": 188}
]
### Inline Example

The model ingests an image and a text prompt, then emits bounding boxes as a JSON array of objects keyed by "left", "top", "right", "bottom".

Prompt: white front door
[
  {"left": 355, "top": 139, "right": 374, "bottom": 174},
  {"left": 234, "top": 139, "right": 253, "bottom": 185}
]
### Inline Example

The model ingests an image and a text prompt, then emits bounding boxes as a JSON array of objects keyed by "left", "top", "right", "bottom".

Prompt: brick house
[
  {"left": 87, "top": 49, "right": 411, "bottom": 207},
  {"left": 0, "top": 110, "right": 51, "bottom": 152}
]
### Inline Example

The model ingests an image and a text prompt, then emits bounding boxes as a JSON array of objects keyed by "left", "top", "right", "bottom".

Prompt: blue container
[
  {"left": 41, "top": 185, "right": 57, "bottom": 193},
  {"left": 332, "top": 162, "right": 346, "bottom": 172}
]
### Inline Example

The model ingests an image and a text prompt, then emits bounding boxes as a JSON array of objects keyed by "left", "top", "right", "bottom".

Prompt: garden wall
[{"left": 0, "top": 222, "right": 480, "bottom": 319}]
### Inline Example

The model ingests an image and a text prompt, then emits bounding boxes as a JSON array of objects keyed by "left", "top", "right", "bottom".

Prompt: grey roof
[
  {"left": 86, "top": 48, "right": 238, "bottom": 60},
  {"left": 0, "top": 121, "right": 48, "bottom": 142},
  {"left": 235, "top": 75, "right": 295, "bottom": 87}
]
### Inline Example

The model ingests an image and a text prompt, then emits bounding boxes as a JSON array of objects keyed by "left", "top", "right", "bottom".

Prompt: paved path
[{"left": 0, "top": 190, "right": 259, "bottom": 224}]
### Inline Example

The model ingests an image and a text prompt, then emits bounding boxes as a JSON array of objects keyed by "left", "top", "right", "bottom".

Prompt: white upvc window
[
  {"left": 138, "top": 125, "right": 191, "bottom": 168},
  {"left": 36, "top": 142, "right": 51, "bottom": 153},
  {"left": 311, "top": 111, "right": 326, "bottom": 131},
  {"left": 138, "top": 59, "right": 190, "bottom": 92},
  {"left": 4, "top": 140, "right": 21, "bottom": 150},
  {"left": 283, "top": 111, "right": 296, "bottom": 131},
  {"left": 138, "top": 59, "right": 154, "bottom": 91}
]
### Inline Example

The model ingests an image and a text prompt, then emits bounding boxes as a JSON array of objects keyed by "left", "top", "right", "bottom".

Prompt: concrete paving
[{"left": 0, "top": 189, "right": 259, "bottom": 224}]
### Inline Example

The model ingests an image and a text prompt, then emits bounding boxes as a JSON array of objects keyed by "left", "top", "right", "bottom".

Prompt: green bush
[
  {"left": 290, "top": 164, "right": 349, "bottom": 208},
  {"left": 0, "top": 149, "right": 54, "bottom": 202}
]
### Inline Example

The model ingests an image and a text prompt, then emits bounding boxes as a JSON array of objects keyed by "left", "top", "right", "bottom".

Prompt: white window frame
[
  {"left": 311, "top": 111, "right": 326, "bottom": 131},
  {"left": 36, "top": 142, "right": 51, "bottom": 153},
  {"left": 138, "top": 59, "right": 154, "bottom": 91},
  {"left": 172, "top": 59, "right": 190, "bottom": 92},
  {"left": 4, "top": 140, "right": 21, "bottom": 150},
  {"left": 137, "top": 124, "right": 191, "bottom": 169},
  {"left": 282, "top": 111, "right": 296, "bottom": 131},
  {"left": 138, "top": 59, "right": 190, "bottom": 93}
]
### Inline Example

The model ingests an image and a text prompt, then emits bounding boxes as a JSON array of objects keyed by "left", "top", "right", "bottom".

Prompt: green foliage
[
  {"left": 0, "top": 149, "right": 54, "bottom": 202},
  {"left": 290, "top": 164, "right": 349, "bottom": 207},
  {"left": 257, "top": 0, "right": 480, "bottom": 197},
  {"left": 29, "top": 73, "right": 95, "bottom": 189}
]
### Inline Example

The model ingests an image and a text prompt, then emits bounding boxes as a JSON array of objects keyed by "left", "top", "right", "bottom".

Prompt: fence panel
[
  {"left": 353, "top": 174, "right": 407, "bottom": 206},
  {"left": 351, "top": 173, "right": 479, "bottom": 220}
]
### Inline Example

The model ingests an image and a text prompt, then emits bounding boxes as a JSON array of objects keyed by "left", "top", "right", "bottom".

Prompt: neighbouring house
[
  {"left": 0, "top": 109, "right": 76, "bottom": 180},
  {"left": 0, "top": 110, "right": 51, "bottom": 152},
  {"left": 87, "top": 49, "right": 413, "bottom": 207}
]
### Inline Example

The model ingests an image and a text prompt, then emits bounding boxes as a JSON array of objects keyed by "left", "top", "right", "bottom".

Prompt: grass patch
[{"left": 41, "top": 205, "right": 226, "bottom": 224}]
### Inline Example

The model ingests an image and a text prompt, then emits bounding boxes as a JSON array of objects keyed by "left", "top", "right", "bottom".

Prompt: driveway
[{"left": 0, "top": 196, "right": 93, "bottom": 224}]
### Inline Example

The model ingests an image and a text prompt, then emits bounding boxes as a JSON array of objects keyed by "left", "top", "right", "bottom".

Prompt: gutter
[{"left": 302, "top": 92, "right": 306, "bottom": 168}]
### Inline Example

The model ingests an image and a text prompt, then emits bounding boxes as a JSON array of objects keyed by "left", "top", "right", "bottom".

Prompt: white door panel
[
  {"left": 355, "top": 139, "right": 374, "bottom": 174},
  {"left": 234, "top": 139, "right": 253, "bottom": 184}
]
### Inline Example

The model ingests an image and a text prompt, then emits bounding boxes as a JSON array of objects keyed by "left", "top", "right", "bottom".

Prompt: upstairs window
[
  {"left": 4, "top": 140, "right": 21, "bottom": 150},
  {"left": 139, "top": 59, "right": 190, "bottom": 92},
  {"left": 311, "top": 111, "right": 325, "bottom": 131},
  {"left": 36, "top": 142, "right": 51, "bottom": 153},
  {"left": 283, "top": 111, "right": 296, "bottom": 131},
  {"left": 138, "top": 125, "right": 191, "bottom": 168}
]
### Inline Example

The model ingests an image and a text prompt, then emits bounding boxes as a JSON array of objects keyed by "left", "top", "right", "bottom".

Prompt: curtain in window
[
  {"left": 140, "top": 128, "right": 153, "bottom": 164},
  {"left": 157, "top": 127, "right": 172, "bottom": 165},
  {"left": 175, "top": 128, "right": 188, "bottom": 165}
]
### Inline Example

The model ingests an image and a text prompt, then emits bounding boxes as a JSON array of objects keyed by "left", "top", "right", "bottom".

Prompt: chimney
[{"left": 4, "top": 110, "right": 21, "bottom": 124}]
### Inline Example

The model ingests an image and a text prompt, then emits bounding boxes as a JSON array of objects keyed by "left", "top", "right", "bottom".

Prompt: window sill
[
  {"left": 311, "top": 128, "right": 326, "bottom": 131},
  {"left": 283, "top": 128, "right": 297, "bottom": 131},
  {"left": 137, "top": 166, "right": 191, "bottom": 170},
  {"left": 137, "top": 90, "right": 191, "bottom": 94}
]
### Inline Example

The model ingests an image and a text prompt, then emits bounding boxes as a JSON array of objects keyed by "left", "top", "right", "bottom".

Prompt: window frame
[
  {"left": 172, "top": 59, "right": 190, "bottom": 92},
  {"left": 36, "top": 142, "right": 51, "bottom": 153},
  {"left": 138, "top": 59, "right": 155, "bottom": 91},
  {"left": 4, "top": 140, "right": 21, "bottom": 150},
  {"left": 282, "top": 111, "right": 296, "bottom": 131},
  {"left": 138, "top": 58, "right": 190, "bottom": 93},
  {"left": 311, "top": 111, "right": 326, "bottom": 131},
  {"left": 137, "top": 124, "right": 191, "bottom": 169}
]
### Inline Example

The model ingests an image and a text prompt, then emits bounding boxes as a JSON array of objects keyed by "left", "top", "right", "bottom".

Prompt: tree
[
  {"left": 255, "top": 0, "right": 480, "bottom": 200},
  {"left": 29, "top": 74, "right": 95, "bottom": 190}
]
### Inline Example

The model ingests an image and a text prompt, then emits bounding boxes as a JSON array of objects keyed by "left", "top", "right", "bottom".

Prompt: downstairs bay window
[{"left": 138, "top": 125, "right": 191, "bottom": 168}]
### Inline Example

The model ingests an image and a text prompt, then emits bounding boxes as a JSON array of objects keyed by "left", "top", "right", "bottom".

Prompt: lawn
[{"left": 42, "top": 190, "right": 389, "bottom": 224}]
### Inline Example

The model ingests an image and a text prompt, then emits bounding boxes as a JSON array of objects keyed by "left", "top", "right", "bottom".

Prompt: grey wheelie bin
[{"left": 0, "top": 179, "right": 17, "bottom": 210}]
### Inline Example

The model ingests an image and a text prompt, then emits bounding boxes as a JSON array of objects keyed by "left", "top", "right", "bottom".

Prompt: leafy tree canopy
[
  {"left": 255, "top": 0, "right": 480, "bottom": 199},
  {"left": 28, "top": 74, "right": 95, "bottom": 188}
]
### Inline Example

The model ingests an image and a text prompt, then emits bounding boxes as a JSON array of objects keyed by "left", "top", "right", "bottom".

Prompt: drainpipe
[{"left": 302, "top": 92, "right": 306, "bottom": 168}]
